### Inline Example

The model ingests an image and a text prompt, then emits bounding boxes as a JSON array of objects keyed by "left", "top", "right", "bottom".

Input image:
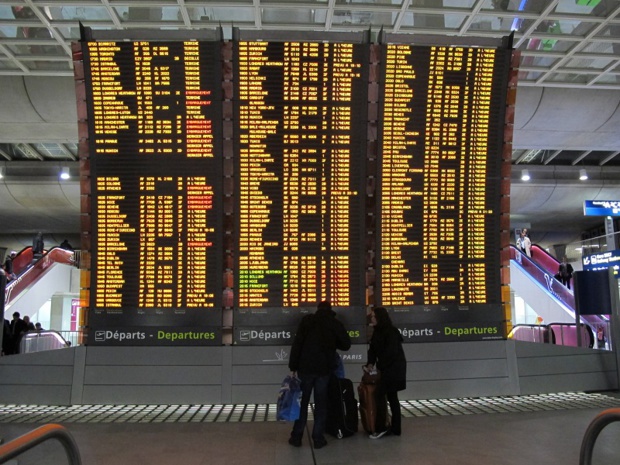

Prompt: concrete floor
[{"left": 1, "top": 393, "right": 620, "bottom": 465}]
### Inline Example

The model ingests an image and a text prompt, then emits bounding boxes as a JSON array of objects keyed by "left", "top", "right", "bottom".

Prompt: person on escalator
[
  {"left": 558, "top": 256, "right": 574, "bottom": 290},
  {"left": 32, "top": 232, "right": 44, "bottom": 260},
  {"left": 22, "top": 315, "right": 35, "bottom": 332},
  {"left": 517, "top": 229, "right": 531, "bottom": 258},
  {"left": 59, "top": 239, "right": 74, "bottom": 251},
  {"left": 4, "top": 250, "right": 17, "bottom": 281}
]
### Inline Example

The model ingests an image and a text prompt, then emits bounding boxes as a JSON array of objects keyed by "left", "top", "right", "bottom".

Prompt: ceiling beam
[
  {"left": 587, "top": 59, "right": 620, "bottom": 87},
  {"left": 392, "top": 0, "right": 412, "bottom": 32},
  {"left": 177, "top": 0, "right": 192, "bottom": 28},
  {"left": 17, "top": 143, "right": 44, "bottom": 161},
  {"left": 458, "top": 0, "right": 486, "bottom": 36},
  {"left": 536, "top": 3, "right": 620, "bottom": 85},
  {"left": 543, "top": 150, "right": 562, "bottom": 165},
  {"left": 0, "top": 148, "right": 12, "bottom": 161},
  {"left": 22, "top": 0, "right": 72, "bottom": 56},
  {"left": 572, "top": 151, "right": 592, "bottom": 165},
  {"left": 59, "top": 144, "right": 77, "bottom": 161},
  {"left": 600, "top": 151, "right": 620, "bottom": 166},
  {"left": 325, "top": 0, "right": 336, "bottom": 30},
  {"left": 514, "top": 0, "right": 560, "bottom": 50},
  {"left": 101, "top": 0, "right": 123, "bottom": 29},
  {"left": 0, "top": 44, "right": 29, "bottom": 73},
  {"left": 253, "top": 0, "right": 262, "bottom": 28}
]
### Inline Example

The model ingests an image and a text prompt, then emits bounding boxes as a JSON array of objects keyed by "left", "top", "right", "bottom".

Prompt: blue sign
[
  {"left": 582, "top": 250, "right": 620, "bottom": 278},
  {"left": 583, "top": 200, "right": 620, "bottom": 216}
]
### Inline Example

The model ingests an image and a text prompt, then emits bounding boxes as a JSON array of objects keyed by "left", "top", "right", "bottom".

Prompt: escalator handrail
[
  {"left": 579, "top": 408, "right": 620, "bottom": 465},
  {"left": 0, "top": 423, "right": 82, "bottom": 465},
  {"left": 7, "top": 246, "right": 34, "bottom": 277},
  {"left": 531, "top": 243, "right": 559, "bottom": 263},
  {"left": 510, "top": 245, "right": 566, "bottom": 288},
  {"left": 511, "top": 246, "right": 610, "bottom": 327},
  {"left": 4, "top": 247, "right": 76, "bottom": 309},
  {"left": 512, "top": 243, "right": 564, "bottom": 279}
]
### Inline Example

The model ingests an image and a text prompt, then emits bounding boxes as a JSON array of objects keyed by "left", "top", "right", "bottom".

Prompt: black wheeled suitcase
[{"left": 326, "top": 376, "right": 359, "bottom": 438}]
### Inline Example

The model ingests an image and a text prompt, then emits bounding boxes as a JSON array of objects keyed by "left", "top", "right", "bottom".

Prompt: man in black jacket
[
  {"left": 4, "top": 251, "right": 17, "bottom": 281},
  {"left": 9, "top": 312, "right": 28, "bottom": 354},
  {"left": 288, "top": 301, "right": 351, "bottom": 449}
]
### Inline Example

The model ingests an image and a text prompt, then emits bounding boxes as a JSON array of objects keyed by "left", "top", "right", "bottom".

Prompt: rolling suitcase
[
  {"left": 326, "top": 376, "right": 359, "bottom": 438},
  {"left": 358, "top": 371, "right": 390, "bottom": 434}
]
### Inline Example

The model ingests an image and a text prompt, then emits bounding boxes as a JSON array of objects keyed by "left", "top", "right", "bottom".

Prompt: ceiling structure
[{"left": 0, "top": 0, "right": 619, "bottom": 256}]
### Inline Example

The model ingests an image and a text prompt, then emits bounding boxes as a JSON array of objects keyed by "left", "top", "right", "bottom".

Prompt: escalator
[
  {"left": 510, "top": 245, "right": 609, "bottom": 329},
  {"left": 3, "top": 246, "right": 76, "bottom": 315},
  {"left": 529, "top": 244, "right": 566, "bottom": 277}
]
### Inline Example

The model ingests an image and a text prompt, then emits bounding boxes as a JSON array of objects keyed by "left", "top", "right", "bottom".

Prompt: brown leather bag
[{"left": 357, "top": 371, "right": 390, "bottom": 433}]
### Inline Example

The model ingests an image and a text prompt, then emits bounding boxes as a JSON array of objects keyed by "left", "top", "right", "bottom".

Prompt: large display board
[
  {"left": 232, "top": 39, "right": 368, "bottom": 344},
  {"left": 78, "top": 32, "right": 513, "bottom": 346},
  {"left": 84, "top": 40, "right": 223, "bottom": 345},
  {"left": 377, "top": 43, "right": 510, "bottom": 342}
]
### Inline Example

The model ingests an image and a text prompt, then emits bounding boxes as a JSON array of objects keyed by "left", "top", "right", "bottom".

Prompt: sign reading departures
[
  {"left": 84, "top": 40, "right": 224, "bottom": 345},
  {"left": 232, "top": 39, "right": 369, "bottom": 345},
  {"left": 378, "top": 43, "right": 510, "bottom": 342},
  {"left": 78, "top": 30, "right": 513, "bottom": 346}
]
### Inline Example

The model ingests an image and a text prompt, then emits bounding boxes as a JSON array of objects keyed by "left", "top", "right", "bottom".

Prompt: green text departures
[{"left": 158, "top": 331, "right": 216, "bottom": 341}]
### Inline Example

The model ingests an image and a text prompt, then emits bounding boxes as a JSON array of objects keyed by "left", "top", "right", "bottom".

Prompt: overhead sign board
[
  {"left": 582, "top": 250, "right": 620, "bottom": 278},
  {"left": 583, "top": 200, "right": 620, "bottom": 216}
]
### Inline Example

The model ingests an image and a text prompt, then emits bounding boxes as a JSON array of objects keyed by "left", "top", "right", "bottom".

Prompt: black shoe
[
  {"left": 288, "top": 437, "right": 302, "bottom": 447},
  {"left": 313, "top": 439, "right": 327, "bottom": 449}
]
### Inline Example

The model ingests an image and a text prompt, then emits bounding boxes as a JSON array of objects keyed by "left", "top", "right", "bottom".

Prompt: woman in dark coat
[{"left": 365, "top": 306, "right": 406, "bottom": 438}]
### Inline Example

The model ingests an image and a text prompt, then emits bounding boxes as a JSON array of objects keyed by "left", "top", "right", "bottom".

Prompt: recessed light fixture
[
  {"left": 60, "top": 166, "right": 71, "bottom": 180},
  {"left": 521, "top": 169, "right": 530, "bottom": 181}
]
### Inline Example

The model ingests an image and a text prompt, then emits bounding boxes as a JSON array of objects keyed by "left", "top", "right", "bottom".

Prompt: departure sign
[
  {"left": 78, "top": 32, "right": 514, "bottom": 346},
  {"left": 378, "top": 44, "right": 509, "bottom": 340},
  {"left": 84, "top": 40, "right": 223, "bottom": 345},
  {"left": 234, "top": 40, "right": 367, "bottom": 335}
]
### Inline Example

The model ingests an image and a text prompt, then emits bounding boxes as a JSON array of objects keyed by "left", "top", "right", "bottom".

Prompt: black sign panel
[
  {"left": 233, "top": 40, "right": 368, "bottom": 334},
  {"left": 377, "top": 44, "right": 510, "bottom": 339},
  {"left": 80, "top": 36, "right": 513, "bottom": 346},
  {"left": 84, "top": 41, "right": 224, "bottom": 345}
]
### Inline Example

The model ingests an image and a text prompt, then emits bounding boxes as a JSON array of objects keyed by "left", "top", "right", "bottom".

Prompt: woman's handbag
[{"left": 276, "top": 374, "right": 302, "bottom": 421}]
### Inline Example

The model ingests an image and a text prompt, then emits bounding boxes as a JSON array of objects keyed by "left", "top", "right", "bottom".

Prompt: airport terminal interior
[{"left": 2, "top": 0, "right": 620, "bottom": 464}]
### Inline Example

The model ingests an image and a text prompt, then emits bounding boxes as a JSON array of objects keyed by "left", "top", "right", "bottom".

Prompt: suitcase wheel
[{"left": 337, "top": 430, "right": 343, "bottom": 439}]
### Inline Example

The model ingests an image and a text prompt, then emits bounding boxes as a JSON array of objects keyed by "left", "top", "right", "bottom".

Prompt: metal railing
[
  {"left": 508, "top": 323, "right": 596, "bottom": 348},
  {"left": 57, "top": 330, "right": 86, "bottom": 347},
  {"left": 579, "top": 408, "right": 620, "bottom": 465},
  {"left": 0, "top": 423, "right": 82, "bottom": 465},
  {"left": 20, "top": 330, "right": 70, "bottom": 354}
]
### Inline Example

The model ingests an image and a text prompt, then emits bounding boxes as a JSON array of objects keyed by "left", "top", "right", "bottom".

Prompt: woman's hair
[{"left": 373, "top": 306, "right": 393, "bottom": 329}]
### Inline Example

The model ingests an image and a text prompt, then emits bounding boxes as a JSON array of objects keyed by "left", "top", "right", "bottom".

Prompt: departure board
[
  {"left": 84, "top": 40, "right": 223, "bottom": 345},
  {"left": 377, "top": 44, "right": 510, "bottom": 341},
  {"left": 78, "top": 32, "right": 515, "bottom": 346},
  {"left": 233, "top": 40, "right": 368, "bottom": 342}
]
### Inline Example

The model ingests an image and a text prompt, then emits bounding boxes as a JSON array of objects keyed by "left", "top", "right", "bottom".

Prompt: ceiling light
[
  {"left": 0, "top": 166, "right": 4, "bottom": 179},
  {"left": 579, "top": 168, "right": 588, "bottom": 181},
  {"left": 60, "top": 166, "right": 71, "bottom": 180},
  {"left": 521, "top": 169, "right": 530, "bottom": 181}
]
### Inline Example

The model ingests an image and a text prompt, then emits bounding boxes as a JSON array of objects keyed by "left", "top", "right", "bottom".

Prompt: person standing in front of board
[
  {"left": 364, "top": 306, "right": 406, "bottom": 439},
  {"left": 288, "top": 301, "right": 351, "bottom": 449}
]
